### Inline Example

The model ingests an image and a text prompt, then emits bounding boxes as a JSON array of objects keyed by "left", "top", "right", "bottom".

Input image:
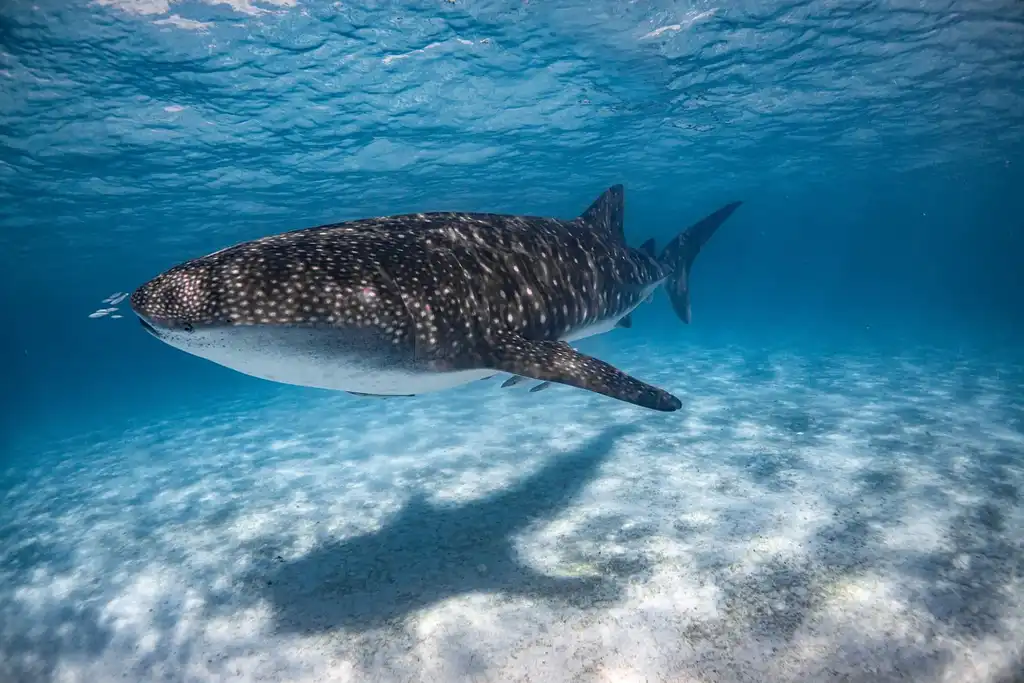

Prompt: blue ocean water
[{"left": 2, "top": 0, "right": 1024, "bottom": 681}]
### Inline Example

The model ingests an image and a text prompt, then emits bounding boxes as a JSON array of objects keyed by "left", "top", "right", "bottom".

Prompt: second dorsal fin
[
  {"left": 578, "top": 184, "right": 625, "bottom": 243},
  {"left": 639, "top": 238, "right": 656, "bottom": 257}
]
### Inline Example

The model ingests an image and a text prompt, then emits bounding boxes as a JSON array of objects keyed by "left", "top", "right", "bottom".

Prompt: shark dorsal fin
[
  {"left": 578, "top": 184, "right": 625, "bottom": 243},
  {"left": 639, "top": 238, "right": 656, "bottom": 257}
]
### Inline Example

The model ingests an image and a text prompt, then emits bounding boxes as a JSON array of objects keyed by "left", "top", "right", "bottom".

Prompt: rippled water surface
[{"left": 4, "top": 0, "right": 1023, "bottom": 255}]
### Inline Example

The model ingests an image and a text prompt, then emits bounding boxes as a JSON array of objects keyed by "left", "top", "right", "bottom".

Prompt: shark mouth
[{"left": 138, "top": 316, "right": 161, "bottom": 338}]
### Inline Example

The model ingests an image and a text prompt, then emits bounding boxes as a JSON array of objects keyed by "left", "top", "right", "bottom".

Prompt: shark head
[
  {"left": 127, "top": 238, "right": 454, "bottom": 395},
  {"left": 128, "top": 255, "right": 275, "bottom": 353},
  {"left": 130, "top": 263, "right": 217, "bottom": 343}
]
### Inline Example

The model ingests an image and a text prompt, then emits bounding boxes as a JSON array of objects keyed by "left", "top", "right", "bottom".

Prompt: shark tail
[{"left": 658, "top": 201, "right": 743, "bottom": 324}]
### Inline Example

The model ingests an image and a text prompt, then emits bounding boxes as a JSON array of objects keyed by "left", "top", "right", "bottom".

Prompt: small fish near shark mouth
[{"left": 129, "top": 185, "right": 742, "bottom": 412}]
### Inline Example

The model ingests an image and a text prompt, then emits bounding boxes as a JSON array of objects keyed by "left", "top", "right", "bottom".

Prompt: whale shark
[{"left": 130, "top": 185, "right": 741, "bottom": 411}]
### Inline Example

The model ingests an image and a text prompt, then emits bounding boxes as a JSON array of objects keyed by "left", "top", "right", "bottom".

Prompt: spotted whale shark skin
[{"left": 130, "top": 185, "right": 742, "bottom": 412}]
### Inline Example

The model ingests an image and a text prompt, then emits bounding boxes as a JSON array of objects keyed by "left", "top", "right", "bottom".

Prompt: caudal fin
[{"left": 658, "top": 201, "right": 743, "bottom": 324}]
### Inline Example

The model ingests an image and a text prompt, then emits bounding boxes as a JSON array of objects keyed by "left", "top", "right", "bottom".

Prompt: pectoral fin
[{"left": 483, "top": 334, "right": 681, "bottom": 412}]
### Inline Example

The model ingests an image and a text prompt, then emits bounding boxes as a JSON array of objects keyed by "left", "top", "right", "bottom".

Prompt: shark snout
[
  {"left": 129, "top": 288, "right": 196, "bottom": 342},
  {"left": 129, "top": 264, "right": 215, "bottom": 331},
  {"left": 131, "top": 287, "right": 176, "bottom": 339},
  {"left": 130, "top": 279, "right": 172, "bottom": 329}
]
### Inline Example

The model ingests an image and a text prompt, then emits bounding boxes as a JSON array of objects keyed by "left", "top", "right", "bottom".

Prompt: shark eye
[{"left": 183, "top": 323, "right": 194, "bottom": 333}]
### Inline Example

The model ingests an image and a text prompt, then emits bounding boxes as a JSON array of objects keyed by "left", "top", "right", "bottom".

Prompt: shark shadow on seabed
[{"left": 243, "top": 423, "right": 647, "bottom": 633}]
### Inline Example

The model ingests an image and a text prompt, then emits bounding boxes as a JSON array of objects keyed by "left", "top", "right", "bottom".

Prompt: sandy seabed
[{"left": 2, "top": 343, "right": 1023, "bottom": 683}]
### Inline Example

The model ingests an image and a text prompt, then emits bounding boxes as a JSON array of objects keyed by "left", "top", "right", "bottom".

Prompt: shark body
[{"left": 130, "top": 185, "right": 741, "bottom": 411}]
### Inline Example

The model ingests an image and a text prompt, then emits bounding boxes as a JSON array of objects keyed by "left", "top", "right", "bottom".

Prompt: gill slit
[{"left": 375, "top": 263, "right": 419, "bottom": 359}]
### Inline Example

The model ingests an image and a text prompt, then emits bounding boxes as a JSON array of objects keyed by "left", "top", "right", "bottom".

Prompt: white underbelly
[
  {"left": 221, "top": 356, "right": 493, "bottom": 395},
  {"left": 561, "top": 316, "right": 620, "bottom": 342},
  {"left": 159, "top": 326, "right": 492, "bottom": 395}
]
